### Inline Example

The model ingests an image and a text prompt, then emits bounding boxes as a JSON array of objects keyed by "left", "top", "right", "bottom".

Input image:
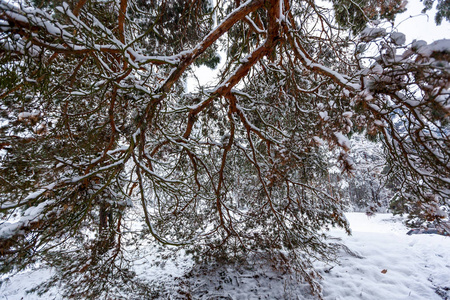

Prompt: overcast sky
[{"left": 396, "top": 0, "right": 450, "bottom": 42}]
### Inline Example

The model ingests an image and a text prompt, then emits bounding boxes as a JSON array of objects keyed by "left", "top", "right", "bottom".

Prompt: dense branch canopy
[{"left": 0, "top": 0, "right": 448, "bottom": 297}]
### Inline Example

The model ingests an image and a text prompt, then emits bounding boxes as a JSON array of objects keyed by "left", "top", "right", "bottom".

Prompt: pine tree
[{"left": 1, "top": 0, "right": 449, "bottom": 297}]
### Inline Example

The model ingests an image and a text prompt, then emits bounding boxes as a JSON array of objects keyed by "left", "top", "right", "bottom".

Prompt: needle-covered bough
[{"left": 0, "top": 0, "right": 448, "bottom": 297}]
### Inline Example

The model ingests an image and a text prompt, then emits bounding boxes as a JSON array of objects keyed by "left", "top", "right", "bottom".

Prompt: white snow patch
[
  {"left": 319, "top": 111, "right": 329, "bottom": 121},
  {"left": 391, "top": 32, "right": 406, "bottom": 45},
  {"left": 417, "top": 39, "right": 450, "bottom": 57},
  {"left": 342, "top": 111, "right": 353, "bottom": 119},
  {"left": 334, "top": 132, "right": 351, "bottom": 150},
  {"left": 360, "top": 27, "right": 387, "bottom": 41},
  {"left": 319, "top": 213, "right": 450, "bottom": 300}
]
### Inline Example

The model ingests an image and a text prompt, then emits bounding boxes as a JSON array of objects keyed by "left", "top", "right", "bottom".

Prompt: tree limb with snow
[{"left": 0, "top": 0, "right": 448, "bottom": 297}]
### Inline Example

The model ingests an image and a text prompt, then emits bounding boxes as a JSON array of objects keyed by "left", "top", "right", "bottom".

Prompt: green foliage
[
  {"left": 194, "top": 46, "right": 221, "bottom": 69},
  {"left": 0, "top": 0, "right": 449, "bottom": 298},
  {"left": 331, "top": 0, "right": 407, "bottom": 34},
  {"left": 422, "top": 0, "right": 450, "bottom": 25}
]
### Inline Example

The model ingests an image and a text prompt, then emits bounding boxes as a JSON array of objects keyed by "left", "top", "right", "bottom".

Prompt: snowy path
[
  {"left": 320, "top": 213, "right": 450, "bottom": 300},
  {"left": 1, "top": 213, "right": 449, "bottom": 299}
]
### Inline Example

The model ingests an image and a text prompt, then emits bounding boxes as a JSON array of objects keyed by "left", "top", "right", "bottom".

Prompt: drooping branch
[{"left": 157, "top": 0, "right": 265, "bottom": 94}]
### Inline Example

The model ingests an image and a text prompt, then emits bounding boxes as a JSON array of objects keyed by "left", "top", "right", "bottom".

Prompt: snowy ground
[
  {"left": 1, "top": 213, "right": 449, "bottom": 299},
  {"left": 319, "top": 213, "right": 450, "bottom": 300}
]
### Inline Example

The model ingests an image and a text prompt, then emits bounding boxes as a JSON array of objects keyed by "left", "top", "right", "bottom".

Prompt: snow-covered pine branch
[{"left": 0, "top": 0, "right": 448, "bottom": 298}]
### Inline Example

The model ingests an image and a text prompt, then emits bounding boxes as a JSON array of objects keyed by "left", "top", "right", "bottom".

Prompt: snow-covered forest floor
[{"left": 1, "top": 213, "right": 449, "bottom": 300}]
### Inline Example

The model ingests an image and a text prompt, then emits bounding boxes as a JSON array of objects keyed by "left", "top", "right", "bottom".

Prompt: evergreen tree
[{"left": 0, "top": 0, "right": 449, "bottom": 297}]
